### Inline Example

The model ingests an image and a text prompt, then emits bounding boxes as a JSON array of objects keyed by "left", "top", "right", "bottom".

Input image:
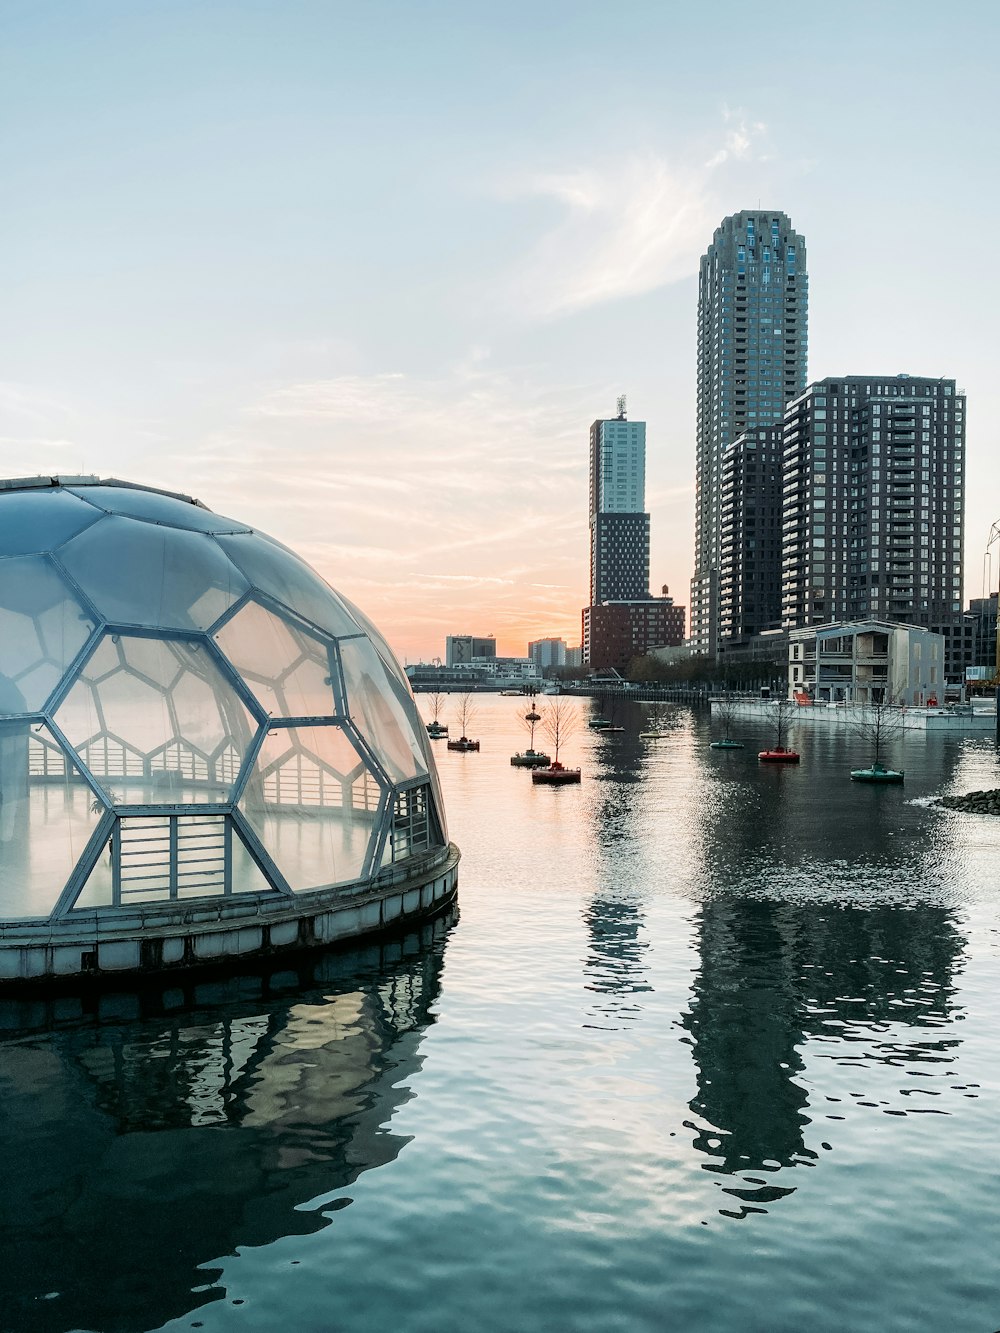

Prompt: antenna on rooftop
[{"left": 616, "top": 394, "right": 627, "bottom": 420}]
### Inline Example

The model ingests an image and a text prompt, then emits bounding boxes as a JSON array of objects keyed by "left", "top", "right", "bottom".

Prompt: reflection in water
[
  {"left": 683, "top": 749, "right": 965, "bottom": 1219},
  {"left": 0, "top": 912, "right": 455, "bottom": 1333},
  {"left": 583, "top": 706, "right": 654, "bottom": 1026}
]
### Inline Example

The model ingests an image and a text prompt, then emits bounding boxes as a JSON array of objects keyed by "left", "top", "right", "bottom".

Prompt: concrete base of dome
[{"left": 0, "top": 843, "right": 460, "bottom": 990}]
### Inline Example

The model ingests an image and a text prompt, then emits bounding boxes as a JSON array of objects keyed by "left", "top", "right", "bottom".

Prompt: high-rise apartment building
[
  {"left": 528, "top": 637, "right": 567, "bottom": 669},
  {"left": 589, "top": 403, "right": 649, "bottom": 605},
  {"left": 718, "top": 425, "right": 784, "bottom": 648},
  {"left": 780, "top": 375, "right": 967, "bottom": 676},
  {"left": 692, "top": 211, "right": 808, "bottom": 655}
]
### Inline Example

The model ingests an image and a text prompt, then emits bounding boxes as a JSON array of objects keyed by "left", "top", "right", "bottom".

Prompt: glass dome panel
[
  {"left": 0, "top": 488, "right": 103, "bottom": 556},
  {"left": 0, "top": 555, "right": 98, "bottom": 716},
  {"left": 213, "top": 600, "right": 338, "bottom": 718},
  {"left": 68, "top": 485, "right": 251, "bottom": 534},
  {"left": 54, "top": 634, "right": 258, "bottom": 805},
  {"left": 337, "top": 591, "right": 411, "bottom": 691},
  {"left": 216, "top": 534, "right": 360, "bottom": 639},
  {"left": 0, "top": 721, "right": 110, "bottom": 919},
  {"left": 339, "top": 637, "right": 427, "bottom": 785},
  {"left": 60, "top": 516, "right": 249, "bottom": 631},
  {"left": 238, "top": 725, "right": 384, "bottom": 891}
]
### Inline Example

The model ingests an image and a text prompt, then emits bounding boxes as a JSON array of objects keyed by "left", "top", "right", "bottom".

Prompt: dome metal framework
[{"left": 0, "top": 476, "right": 455, "bottom": 979}]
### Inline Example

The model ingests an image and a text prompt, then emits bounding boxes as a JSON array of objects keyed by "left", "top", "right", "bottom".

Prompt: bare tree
[
  {"left": 427, "top": 691, "right": 446, "bottom": 725},
  {"left": 848, "top": 695, "right": 904, "bottom": 771},
  {"left": 540, "top": 698, "right": 577, "bottom": 764},
  {"left": 456, "top": 693, "right": 477, "bottom": 742},
  {"left": 712, "top": 695, "right": 743, "bottom": 743}
]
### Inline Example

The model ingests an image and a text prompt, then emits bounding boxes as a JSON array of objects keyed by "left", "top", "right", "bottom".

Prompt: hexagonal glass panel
[
  {"left": 0, "top": 555, "right": 98, "bottom": 716},
  {"left": 213, "top": 600, "right": 337, "bottom": 719},
  {"left": 0, "top": 721, "right": 110, "bottom": 919},
  {"left": 216, "top": 533, "right": 359, "bottom": 639},
  {"left": 60, "top": 516, "right": 249, "bottom": 631},
  {"left": 339, "top": 637, "right": 428, "bottom": 785},
  {"left": 55, "top": 634, "right": 258, "bottom": 804},
  {"left": 68, "top": 484, "right": 250, "bottom": 534},
  {"left": 0, "top": 487, "right": 102, "bottom": 557},
  {"left": 238, "top": 725, "right": 384, "bottom": 891}
]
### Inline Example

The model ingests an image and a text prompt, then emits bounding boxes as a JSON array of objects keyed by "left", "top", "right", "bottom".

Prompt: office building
[
  {"left": 781, "top": 375, "right": 967, "bottom": 679},
  {"left": 691, "top": 210, "right": 809, "bottom": 655},
  {"left": 445, "top": 635, "right": 496, "bottom": 667}
]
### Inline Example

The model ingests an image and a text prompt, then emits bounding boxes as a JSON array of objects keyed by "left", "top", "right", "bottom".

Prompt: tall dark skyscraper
[{"left": 691, "top": 210, "right": 809, "bottom": 656}]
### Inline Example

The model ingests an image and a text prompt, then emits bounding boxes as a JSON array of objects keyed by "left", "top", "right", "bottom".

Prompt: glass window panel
[
  {"left": 339, "top": 637, "right": 427, "bottom": 785},
  {"left": 214, "top": 600, "right": 337, "bottom": 718},
  {"left": 216, "top": 534, "right": 359, "bottom": 639},
  {"left": 68, "top": 484, "right": 250, "bottom": 535},
  {"left": 0, "top": 721, "right": 109, "bottom": 919},
  {"left": 238, "top": 725, "right": 382, "bottom": 891},
  {"left": 0, "top": 555, "right": 98, "bottom": 716},
  {"left": 0, "top": 488, "right": 102, "bottom": 556},
  {"left": 336, "top": 592, "right": 410, "bottom": 690},
  {"left": 60, "top": 516, "right": 248, "bottom": 631},
  {"left": 55, "top": 634, "right": 257, "bottom": 804}
]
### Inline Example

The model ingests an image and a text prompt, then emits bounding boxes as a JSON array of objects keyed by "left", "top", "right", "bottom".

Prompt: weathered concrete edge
[{"left": 0, "top": 843, "right": 460, "bottom": 989}]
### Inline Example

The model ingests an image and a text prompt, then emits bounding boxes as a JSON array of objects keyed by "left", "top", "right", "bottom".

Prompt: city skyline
[{"left": 3, "top": 3, "right": 999, "bottom": 662}]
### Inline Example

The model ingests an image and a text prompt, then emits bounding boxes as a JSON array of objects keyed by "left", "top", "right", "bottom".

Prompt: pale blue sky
[{"left": 2, "top": 0, "right": 998, "bottom": 658}]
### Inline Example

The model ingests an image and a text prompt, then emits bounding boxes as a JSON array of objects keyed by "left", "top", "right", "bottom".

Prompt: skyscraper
[
  {"left": 583, "top": 400, "right": 685, "bottom": 669},
  {"left": 589, "top": 399, "right": 649, "bottom": 605},
  {"left": 691, "top": 210, "right": 809, "bottom": 656}
]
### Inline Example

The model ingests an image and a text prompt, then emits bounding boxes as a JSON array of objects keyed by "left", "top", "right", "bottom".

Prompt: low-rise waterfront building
[{"left": 787, "top": 619, "right": 945, "bottom": 706}]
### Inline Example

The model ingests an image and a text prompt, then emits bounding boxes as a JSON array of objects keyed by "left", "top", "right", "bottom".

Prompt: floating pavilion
[{"left": 0, "top": 476, "right": 458, "bottom": 987}]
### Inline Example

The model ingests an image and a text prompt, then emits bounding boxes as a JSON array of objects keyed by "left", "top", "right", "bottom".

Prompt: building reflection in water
[
  {"left": 0, "top": 911, "right": 455, "bottom": 1333},
  {"left": 582, "top": 702, "right": 658, "bottom": 1027},
  {"left": 683, "top": 756, "right": 965, "bottom": 1219}
]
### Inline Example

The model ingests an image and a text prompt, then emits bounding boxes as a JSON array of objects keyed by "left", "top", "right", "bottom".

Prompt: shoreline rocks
[{"left": 934, "top": 789, "right": 1000, "bottom": 816}]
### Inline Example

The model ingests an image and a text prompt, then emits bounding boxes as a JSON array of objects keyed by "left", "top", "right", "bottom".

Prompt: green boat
[
  {"left": 850, "top": 762, "right": 904, "bottom": 783},
  {"left": 710, "top": 738, "right": 745, "bottom": 750}
]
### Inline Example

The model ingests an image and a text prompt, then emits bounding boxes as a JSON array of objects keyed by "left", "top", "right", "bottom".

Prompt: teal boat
[
  {"left": 710, "top": 738, "right": 745, "bottom": 750},
  {"left": 851, "top": 762, "right": 904, "bottom": 783}
]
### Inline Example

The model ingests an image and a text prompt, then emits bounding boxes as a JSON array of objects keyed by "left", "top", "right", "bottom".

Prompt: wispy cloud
[
  {"left": 495, "top": 112, "right": 770, "bottom": 316},
  {"left": 164, "top": 363, "right": 599, "bottom": 658}
]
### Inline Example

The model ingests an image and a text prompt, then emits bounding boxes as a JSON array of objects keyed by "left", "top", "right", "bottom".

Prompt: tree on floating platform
[
  {"left": 541, "top": 698, "right": 577, "bottom": 765},
  {"left": 848, "top": 696, "right": 904, "bottom": 770}
]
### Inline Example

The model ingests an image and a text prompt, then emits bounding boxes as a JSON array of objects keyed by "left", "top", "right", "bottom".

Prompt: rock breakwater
[{"left": 935, "top": 789, "right": 1000, "bottom": 815}]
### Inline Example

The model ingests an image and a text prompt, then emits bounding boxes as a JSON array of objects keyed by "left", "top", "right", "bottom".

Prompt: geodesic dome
[{"left": 0, "top": 476, "right": 447, "bottom": 922}]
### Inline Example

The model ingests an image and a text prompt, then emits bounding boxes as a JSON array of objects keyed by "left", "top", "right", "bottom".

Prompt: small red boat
[
  {"left": 531, "top": 760, "right": 581, "bottom": 785},
  {"left": 758, "top": 746, "right": 800, "bottom": 764}
]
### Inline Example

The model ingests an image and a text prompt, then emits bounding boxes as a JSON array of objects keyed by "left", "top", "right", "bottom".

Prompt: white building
[
  {"left": 787, "top": 620, "right": 945, "bottom": 706},
  {"left": 528, "top": 638, "right": 567, "bottom": 669}
]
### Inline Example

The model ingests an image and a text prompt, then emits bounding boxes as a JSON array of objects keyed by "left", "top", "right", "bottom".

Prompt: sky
[{"left": 2, "top": 0, "right": 999, "bottom": 663}]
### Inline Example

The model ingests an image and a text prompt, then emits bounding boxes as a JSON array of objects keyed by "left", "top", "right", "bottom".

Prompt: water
[{"left": 4, "top": 695, "right": 1000, "bottom": 1333}]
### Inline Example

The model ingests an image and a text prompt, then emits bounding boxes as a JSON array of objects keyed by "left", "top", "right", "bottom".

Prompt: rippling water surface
[{"left": 4, "top": 696, "right": 1000, "bottom": 1332}]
